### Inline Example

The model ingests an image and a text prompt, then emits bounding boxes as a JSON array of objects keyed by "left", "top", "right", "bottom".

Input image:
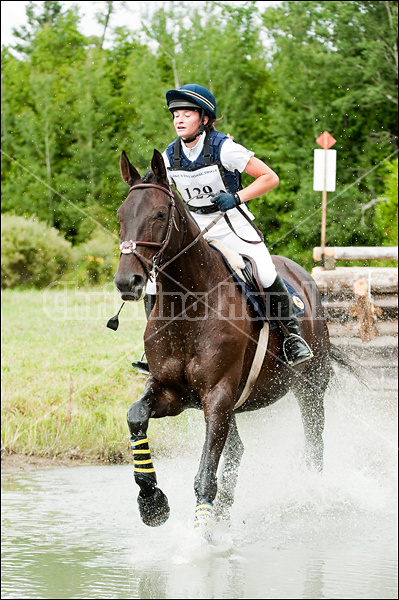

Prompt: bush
[
  {"left": 68, "top": 228, "right": 119, "bottom": 286},
  {"left": 374, "top": 159, "right": 398, "bottom": 246},
  {"left": 1, "top": 214, "right": 73, "bottom": 289}
]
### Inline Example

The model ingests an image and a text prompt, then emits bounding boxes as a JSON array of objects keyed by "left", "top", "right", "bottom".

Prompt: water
[{"left": 2, "top": 379, "right": 397, "bottom": 599}]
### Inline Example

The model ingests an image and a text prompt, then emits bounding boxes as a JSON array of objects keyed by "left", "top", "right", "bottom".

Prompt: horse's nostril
[
  {"left": 114, "top": 273, "right": 144, "bottom": 294},
  {"left": 131, "top": 274, "right": 144, "bottom": 287}
]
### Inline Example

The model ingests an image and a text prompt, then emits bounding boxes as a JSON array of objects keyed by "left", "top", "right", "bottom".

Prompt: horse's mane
[{"left": 140, "top": 169, "right": 200, "bottom": 232}]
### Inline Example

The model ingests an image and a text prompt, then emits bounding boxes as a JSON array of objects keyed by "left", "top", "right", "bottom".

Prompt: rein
[
  {"left": 119, "top": 183, "right": 261, "bottom": 278},
  {"left": 119, "top": 183, "right": 222, "bottom": 278}
]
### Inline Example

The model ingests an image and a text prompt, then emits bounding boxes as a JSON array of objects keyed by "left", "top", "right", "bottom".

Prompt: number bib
[{"left": 167, "top": 163, "right": 227, "bottom": 209}]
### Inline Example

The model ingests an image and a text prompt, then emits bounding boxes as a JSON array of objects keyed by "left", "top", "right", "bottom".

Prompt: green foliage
[
  {"left": 1, "top": 0, "right": 398, "bottom": 268},
  {"left": 68, "top": 229, "right": 120, "bottom": 286},
  {"left": 1, "top": 214, "right": 73, "bottom": 288},
  {"left": 373, "top": 159, "right": 398, "bottom": 246},
  {"left": 259, "top": 0, "right": 398, "bottom": 264}
]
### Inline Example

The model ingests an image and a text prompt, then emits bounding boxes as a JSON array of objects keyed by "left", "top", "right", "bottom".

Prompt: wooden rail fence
[
  {"left": 311, "top": 246, "right": 398, "bottom": 341},
  {"left": 311, "top": 246, "right": 398, "bottom": 392}
]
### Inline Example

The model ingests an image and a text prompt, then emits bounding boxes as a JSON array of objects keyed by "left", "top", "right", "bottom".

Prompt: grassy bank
[{"left": 1, "top": 285, "right": 181, "bottom": 463}]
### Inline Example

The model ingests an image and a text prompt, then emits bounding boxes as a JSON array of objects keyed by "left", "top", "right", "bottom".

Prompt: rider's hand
[{"left": 211, "top": 191, "right": 241, "bottom": 212}]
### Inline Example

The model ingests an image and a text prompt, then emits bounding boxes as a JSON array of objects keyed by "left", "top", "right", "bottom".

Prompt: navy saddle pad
[{"left": 211, "top": 246, "right": 306, "bottom": 327}]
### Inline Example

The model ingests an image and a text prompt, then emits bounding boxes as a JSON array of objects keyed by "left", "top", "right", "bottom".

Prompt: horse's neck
[{"left": 159, "top": 214, "right": 217, "bottom": 293}]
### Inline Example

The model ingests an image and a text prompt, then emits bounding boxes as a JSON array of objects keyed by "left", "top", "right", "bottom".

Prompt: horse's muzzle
[{"left": 114, "top": 272, "right": 145, "bottom": 301}]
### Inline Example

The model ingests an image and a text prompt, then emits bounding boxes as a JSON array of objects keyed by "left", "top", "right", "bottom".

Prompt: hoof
[{"left": 137, "top": 488, "right": 170, "bottom": 527}]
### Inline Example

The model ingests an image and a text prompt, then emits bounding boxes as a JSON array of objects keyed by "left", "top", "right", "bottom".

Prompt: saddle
[{"left": 208, "top": 240, "right": 306, "bottom": 328}]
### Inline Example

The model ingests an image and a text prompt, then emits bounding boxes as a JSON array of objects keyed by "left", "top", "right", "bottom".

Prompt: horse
[{"left": 114, "top": 149, "right": 348, "bottom": 530}]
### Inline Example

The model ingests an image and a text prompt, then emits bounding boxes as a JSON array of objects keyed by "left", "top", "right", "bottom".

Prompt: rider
[{"left": 133, "top": 83, "right": 313, "bottom": 372}]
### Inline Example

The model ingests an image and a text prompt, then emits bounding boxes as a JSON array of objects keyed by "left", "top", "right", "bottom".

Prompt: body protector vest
[
  {"left": 165, "top": 131, "right": 241, "bottom": 212},
  {"left": 165, "top": 130, "right": 257, "bottom": 237}
]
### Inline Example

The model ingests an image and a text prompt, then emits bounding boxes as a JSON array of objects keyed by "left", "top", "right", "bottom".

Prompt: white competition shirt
[{"left": 162, "top": 132, "right": 255, "bottom": 237}]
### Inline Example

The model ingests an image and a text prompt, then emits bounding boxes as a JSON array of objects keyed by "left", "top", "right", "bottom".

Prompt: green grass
[{"left": 1, "top": 285, "right": 155, "bottom": 462}]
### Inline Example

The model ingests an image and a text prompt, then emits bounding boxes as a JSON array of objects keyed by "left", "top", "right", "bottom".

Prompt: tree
[
  {"left": 373, "top": 158, "right": 398, "bottom": 246},
  {"left": 1, "top": 1, "right": 397, "bottom": 260},
  {"left": 258, "top": 1, "right": 398, "bottom": 264}
]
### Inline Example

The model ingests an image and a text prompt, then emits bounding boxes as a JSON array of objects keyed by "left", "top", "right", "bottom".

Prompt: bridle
[
  {"left": 119, "top": 181, "right": 262, "bottom": 282},
  {"left": 119, "top": 183, "right": 186, "bottom": 279}
]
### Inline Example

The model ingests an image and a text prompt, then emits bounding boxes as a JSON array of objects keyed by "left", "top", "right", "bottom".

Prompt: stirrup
[
  {"left": 132, "top": 352, "right": 150, "bottom": 375},
  {"left": 132, "top": 360, "right": 149, "bottom": 375},
  {"left": 283, "top": 334, "right": 313, "bottom": 366}
]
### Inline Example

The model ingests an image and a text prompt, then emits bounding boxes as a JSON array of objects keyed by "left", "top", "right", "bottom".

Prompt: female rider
[{"left": 133, "top": 83, "right": 312, "bottom": 371}]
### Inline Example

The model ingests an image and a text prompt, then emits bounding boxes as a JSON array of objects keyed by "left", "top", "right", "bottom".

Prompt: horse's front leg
[
  {"left": 194, "top": 385, "right": 234, "bottom": 530},
  {"left": 127, "top": 377, "right": 183, "bottom": 527}
]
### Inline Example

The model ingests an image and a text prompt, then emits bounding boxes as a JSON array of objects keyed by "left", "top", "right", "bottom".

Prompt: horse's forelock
[{"left": 142, "top": 171, "right": 157, "bottom": 184}]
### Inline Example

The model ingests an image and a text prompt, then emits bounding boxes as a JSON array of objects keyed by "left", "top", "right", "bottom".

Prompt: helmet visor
[{"left": 168, "top": 99, "right": 202, "bottom": 114}]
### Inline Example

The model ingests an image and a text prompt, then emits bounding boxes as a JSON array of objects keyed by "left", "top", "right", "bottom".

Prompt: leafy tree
[
  {"left": 1, "top": 3, "right": 88, "bottom": 238},
  {"left": 373, "top": 158, "right": 398, "bottom": 245},
  {"left": 1, "top": 0, "right": 397, "bottom": 263},
  {"left": 258, "top": 1, "right": 398, "bottom": 264},
  {"left": 11, "top": 0, "right": 64, "bottom": 54}
]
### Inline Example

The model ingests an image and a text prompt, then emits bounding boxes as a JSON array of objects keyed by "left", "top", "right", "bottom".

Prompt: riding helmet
[{"left": 166, "top": 84, "right": 217, "bottom": 119}]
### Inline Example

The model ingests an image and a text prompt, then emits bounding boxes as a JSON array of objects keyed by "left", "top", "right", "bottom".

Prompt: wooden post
[
  {"left": 350, "top": 279, "right": 383, "bottom": 342},
  {"left": 315, "top": 131, "right": 336, "bottom": 268},
  {"left": 320, "top": 146, "right": 328, "bottom": 268}
]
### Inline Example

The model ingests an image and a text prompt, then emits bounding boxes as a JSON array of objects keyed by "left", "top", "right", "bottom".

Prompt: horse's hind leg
[
  {"left": 215, "top": 414, "right": 244, "bottom": 521},
  {"left": 293, "top": 368, "right": 327, "bottom": 472}
]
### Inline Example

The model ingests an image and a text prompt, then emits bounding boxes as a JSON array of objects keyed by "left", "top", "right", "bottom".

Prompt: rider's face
[{"left": 173, "top": 110, "right": 207, "bottom": 140}]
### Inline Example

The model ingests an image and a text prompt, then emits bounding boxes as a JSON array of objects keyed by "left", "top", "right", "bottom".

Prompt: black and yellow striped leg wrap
[
  {"left": 131, "top": 436, "right": 157, "bottom": 487},
  {"left": 131, "top": 436, "right": 170, "bottom": 526}
]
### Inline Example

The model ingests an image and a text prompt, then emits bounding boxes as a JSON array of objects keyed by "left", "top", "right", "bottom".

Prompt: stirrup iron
[{"left": 283, "top": 334, "right": 313, "bottom": 366}]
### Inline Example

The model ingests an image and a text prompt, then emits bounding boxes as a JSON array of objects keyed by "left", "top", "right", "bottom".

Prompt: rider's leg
[
  {"left": 264, "top": 273, "right": 313, "bottom": 366},
  {"left": 132, "top": 293, "right": 156, "bottom": 373},
  {"left": 207, "top": 227, "right": 312, "bottom": 366}
]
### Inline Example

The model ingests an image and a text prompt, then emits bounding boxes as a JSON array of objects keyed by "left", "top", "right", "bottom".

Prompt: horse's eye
[{"left": 156, "top": 211, "right": 167, "bottom": 220}]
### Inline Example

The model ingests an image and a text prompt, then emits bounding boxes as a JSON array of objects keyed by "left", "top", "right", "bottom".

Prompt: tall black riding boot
[
  {"left": 264, "top": 274, "right": 313, "bottom": 366},
  {"left": 131, "top": 294, "right": 156, "bottom": 374}
]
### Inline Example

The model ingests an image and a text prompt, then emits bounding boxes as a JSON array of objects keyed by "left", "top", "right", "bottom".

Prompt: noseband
[{"left": 119, "top": 183, "right": 183, "bottom": 278}]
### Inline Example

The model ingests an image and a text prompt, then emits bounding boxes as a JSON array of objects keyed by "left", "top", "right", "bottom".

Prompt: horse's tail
[{"left": 329, "top": 343, "right": 363, "bottom": 380}]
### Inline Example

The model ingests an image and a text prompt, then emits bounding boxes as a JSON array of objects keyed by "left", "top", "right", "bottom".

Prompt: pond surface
[{"left": 2, "top": 383, "right": 397, "bottom": 599}]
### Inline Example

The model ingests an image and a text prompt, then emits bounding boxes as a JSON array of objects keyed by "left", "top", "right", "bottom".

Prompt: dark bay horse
[{"left": 114, "top": 149, "right": 342, "bottom": 529}]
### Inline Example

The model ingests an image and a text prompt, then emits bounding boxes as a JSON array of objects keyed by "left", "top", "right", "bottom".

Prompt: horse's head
[{"left": 114, "top": 150, "right": 183, "bottom": 301}]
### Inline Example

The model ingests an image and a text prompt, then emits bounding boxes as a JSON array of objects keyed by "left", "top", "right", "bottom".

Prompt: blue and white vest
[{"left": 165, "top": 130, "right": 242, "bottom": 212}]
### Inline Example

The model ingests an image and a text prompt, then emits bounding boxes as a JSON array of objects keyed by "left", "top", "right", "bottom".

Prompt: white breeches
[
  {"left": 145, "top": 221, "right": 277, "bottom": 296},
  {"left": 206, "top": 224, "right": 277, "bottom": 288}
]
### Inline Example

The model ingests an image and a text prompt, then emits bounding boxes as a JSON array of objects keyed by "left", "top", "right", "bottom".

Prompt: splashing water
[{"left": 2, "top": 375, "right": 397, "bottom": 599}]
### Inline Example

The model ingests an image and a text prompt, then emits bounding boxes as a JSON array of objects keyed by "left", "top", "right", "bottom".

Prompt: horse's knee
[{"left": 127, "top": 399, "right": 150, "bottom": 436}]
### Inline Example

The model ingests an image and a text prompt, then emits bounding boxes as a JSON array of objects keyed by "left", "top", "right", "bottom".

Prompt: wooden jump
[
  {"left": 313, "top": 246, "right": 398, "bottom": 270},
  {"left": 311, "top": 246, "right": 398, "bottom": 342}
]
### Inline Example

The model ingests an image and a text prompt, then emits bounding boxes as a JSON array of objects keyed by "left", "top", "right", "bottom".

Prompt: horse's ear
[
  {"left": 151, "top": 149, "right": 168, "bottom": 185},
  {"left": 120, "top": 151, "right": 141, "bottom": 186}
]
